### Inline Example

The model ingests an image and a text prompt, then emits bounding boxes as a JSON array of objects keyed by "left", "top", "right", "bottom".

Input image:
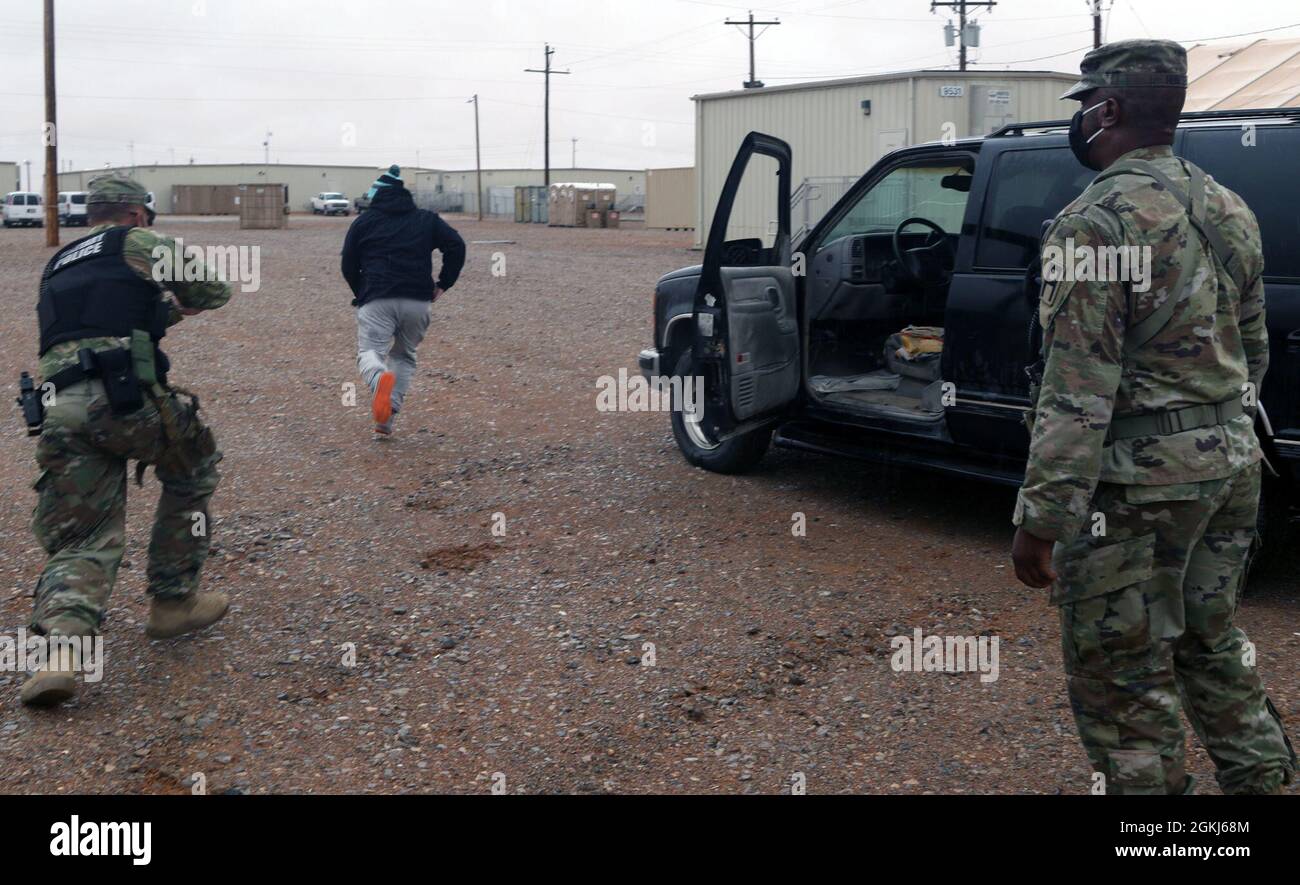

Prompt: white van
[
  {"left": 57, "top": 191, "right": 88, "bottom": 226},
  {"left": 3, "top": 192, "right": 43, "bottom": 227}
]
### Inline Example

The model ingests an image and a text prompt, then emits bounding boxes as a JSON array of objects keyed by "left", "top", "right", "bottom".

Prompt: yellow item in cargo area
[{"left": 897, "top": 326, "right": 944, "bottom": 359}]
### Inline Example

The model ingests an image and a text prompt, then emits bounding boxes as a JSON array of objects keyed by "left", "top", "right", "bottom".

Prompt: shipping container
[
  {"left": 645, "top": 167, "right": 695, "bottom": 230},
  {"left": 172, "top": 184, "right": 242, "bottom": 215},
  {"left": 238, "top": 183, "right": 288, "bottom": 229}
]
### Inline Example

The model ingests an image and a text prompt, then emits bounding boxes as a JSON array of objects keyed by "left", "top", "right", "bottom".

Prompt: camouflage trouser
[
  {"left": 29, "top": 379, "right": 222, "bottom": 637},
  {"left": 1052, "top": 461, "right": 1295, "bottom": 794}
]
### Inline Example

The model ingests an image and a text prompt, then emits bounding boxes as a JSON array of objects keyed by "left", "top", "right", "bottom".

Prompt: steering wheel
[{"left": 891, "top": 217, "right": 955, "bottom": 287}]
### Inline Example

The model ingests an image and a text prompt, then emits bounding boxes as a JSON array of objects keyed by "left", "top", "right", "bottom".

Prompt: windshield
[
  {"left": 822, "top": 161, "right": 971, "bottom": 242},
  {"left": 322, "top": 193, "right": 344, "bottom": 200}
]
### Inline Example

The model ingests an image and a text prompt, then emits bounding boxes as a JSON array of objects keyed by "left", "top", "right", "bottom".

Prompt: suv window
[
  {"left": 822, "top": 160, "right": 972, "bottom": 243},
  {"left": 976, "top": 147, "right": 1093, "bottom": 269},
  {"left": 1182, "top": 125, "right": 1300, "bottom": 279},
  {"left": 70, "top": 193, "right": 86, "bottom": 204},
  {"left": 25, "top": 194, "right": 40, "bottom": 205}
]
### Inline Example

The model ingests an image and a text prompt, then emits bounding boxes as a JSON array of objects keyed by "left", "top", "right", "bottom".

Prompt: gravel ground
[{"left": 0, "top": 214, "right": 1295, "bottom": 795}]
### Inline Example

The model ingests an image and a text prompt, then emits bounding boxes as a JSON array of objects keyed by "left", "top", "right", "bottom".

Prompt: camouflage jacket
[
  {"left": 1014, "top": 145, "right": 1268, "bottom": 542},
  {"left": 39, "top": 224, "right": 232, "bottom": 381}
]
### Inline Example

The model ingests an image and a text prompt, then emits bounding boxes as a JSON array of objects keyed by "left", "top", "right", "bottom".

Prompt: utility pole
[
  {"left": 525, "top": 44, "right": 570, "bottom": 189},
  {"left": 43, "top": 0, "right": 58, "bottom": 245},
  {"left": 931, "top": 0, "right": 996, "bottom": 71},
  {"left": 725, "top": 10, "right": 780, "bottom": 89},
  {"left": 263, "top": 131, "right": 272, "bottom": 165},
  {"left": 468, "top": 94, "right": 484, "bottom": 221},
  {"left": 571, "top": 138, "right": 577, "bottom": 168},
  {"left": 1090, "top": 0, "right": 1104, "bottom": 49},
  {"left": 25, "top": 160, "right": 31, "bottom": 192}
]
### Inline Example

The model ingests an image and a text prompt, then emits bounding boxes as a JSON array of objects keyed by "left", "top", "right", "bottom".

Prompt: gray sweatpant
[{"left": 356, "top": 297, "right": 432, "bottom": 415}]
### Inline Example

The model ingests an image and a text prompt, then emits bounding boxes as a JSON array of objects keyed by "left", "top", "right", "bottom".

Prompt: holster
[
  {"left": 135, "top": 384, "right": 217, "bottom": 485},
  {"left": 88, "top": 347, "right": 144, "bottom": 416}
]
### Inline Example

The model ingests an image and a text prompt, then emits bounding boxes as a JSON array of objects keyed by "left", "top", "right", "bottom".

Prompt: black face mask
[{"left": 1068, "top": 99, "right": 1108, "bottom": 171}]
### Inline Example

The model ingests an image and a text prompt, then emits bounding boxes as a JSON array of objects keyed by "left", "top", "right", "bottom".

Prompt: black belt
[
  {"left": 44, "top": 363, "right": 99, "bottom": 391},
  {"left": 43, "top": 346, "right": 130, "bottom": 392}
]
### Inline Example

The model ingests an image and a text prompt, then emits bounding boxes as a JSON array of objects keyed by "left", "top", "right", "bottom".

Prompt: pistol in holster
[{"left": 17, "top": 372, "right": 45, "bottom": 436}]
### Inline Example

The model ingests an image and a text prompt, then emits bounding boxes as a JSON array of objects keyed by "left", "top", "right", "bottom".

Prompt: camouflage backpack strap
[{"left": 1093, "top": 158, "right": 1239, "bottom": 357}]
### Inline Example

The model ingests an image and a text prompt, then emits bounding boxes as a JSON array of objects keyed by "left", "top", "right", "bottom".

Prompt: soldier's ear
[{"left": 1100, "top": 96, "right": 1122, "bottom": 128}]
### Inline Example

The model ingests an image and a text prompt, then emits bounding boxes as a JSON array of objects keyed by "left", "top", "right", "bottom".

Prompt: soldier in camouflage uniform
[
  {"left": 21, "top": 175, "right": 233, "bottom": 707},
  {"left": 1011, "top": 40, "right": 1295, "bottom": 794}
]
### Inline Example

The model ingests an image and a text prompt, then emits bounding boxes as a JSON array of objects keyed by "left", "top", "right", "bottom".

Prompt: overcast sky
[{"left": 2, "top": 0, "right": 1296, "bottom": 187}]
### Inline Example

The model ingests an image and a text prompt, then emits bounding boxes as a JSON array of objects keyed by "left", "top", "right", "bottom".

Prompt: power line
[
  {"left": 725, "top": 10, "right": 781, "bottom": 89},
  {"left": 524, "top": 44, "right": 570, "bottom": 188}
]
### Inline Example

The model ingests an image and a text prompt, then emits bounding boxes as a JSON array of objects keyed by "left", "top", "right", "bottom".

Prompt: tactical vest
[{"left": 38, "top": 225, "right": 170, "bottom": 357}]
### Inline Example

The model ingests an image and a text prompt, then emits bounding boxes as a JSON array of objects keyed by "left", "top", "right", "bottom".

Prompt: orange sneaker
[{"left": 372, "top": 371, "right": 396, "bottom": 425}]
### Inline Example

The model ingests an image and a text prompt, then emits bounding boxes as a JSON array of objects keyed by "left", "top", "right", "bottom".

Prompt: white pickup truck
[{"left": 311, "top": 192, "right": 351, "bottom": 216}]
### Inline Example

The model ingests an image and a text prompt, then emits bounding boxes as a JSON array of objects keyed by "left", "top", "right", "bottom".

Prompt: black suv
[{"left": 639, "top": 110, "right": 1300, "bottom": 545}]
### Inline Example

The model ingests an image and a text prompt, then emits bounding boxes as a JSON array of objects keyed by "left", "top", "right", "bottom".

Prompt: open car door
[{"left": 691, "top": 132, "right": 798, "bottom": 440}]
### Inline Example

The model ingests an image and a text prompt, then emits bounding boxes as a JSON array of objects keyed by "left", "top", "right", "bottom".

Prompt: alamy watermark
[
  {"left": 1, "top": 630, "right": 104, "bottom": 682},
  {"left": 596, "top": 368, "right": 703, "bottom": 416},
  {"left": 890, "top": 628, "right": 999, "bottom": 683},
  {"left": 151, "top": 238, "right": 261, "bottom": 293},
  {"left": 1042, "top": 239, "right": 1152, "bottom": 292}
]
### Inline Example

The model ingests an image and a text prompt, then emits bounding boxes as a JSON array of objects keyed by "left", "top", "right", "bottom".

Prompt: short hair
[
  {"left": 1119, "top": 86, "right": 1185, "bottom": 134},
  {"left": 87, "top": 202, "right": 138, "bottom": 224}
]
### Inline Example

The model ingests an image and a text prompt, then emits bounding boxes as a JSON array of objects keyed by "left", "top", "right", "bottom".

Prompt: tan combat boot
[
  {"left": 20, "top": 666, "right": 77, "bottom": 707},
  {"left": 145, "top": 591, "right": 230, "bottom": 639}
]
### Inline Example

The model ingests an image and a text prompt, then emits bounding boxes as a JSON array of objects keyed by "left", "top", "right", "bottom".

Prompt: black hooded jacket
[{"left": 340, "top": 185, "right": 466, "bottom": 306}]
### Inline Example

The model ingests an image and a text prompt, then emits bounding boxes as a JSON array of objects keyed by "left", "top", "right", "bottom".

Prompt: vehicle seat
[{"left": 884, "top": 329, "right": 943, "bottom": 383}]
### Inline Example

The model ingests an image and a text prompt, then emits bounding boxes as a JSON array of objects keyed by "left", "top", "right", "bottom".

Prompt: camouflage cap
[
  {"left": 1061, "top": 39, "right": 1188, "bottom": 100},
  {"left": 86, "top": 174, "right": 149, "bottom": 205}
]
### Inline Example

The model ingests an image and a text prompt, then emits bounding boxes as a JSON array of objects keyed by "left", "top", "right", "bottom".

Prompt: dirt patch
[{"left": 419, "top": 542, "right": 498, "bottom": 572}]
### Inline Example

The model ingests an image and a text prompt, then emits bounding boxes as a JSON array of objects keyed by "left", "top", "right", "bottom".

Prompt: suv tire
[{"left": 669, "top": 350, "right": 771, "bottom": 474}]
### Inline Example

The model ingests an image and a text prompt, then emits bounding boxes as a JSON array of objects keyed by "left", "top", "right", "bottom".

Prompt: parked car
[
  {"left": 312, "top": 192, "right": 351, "bottom": 216},
  {"left": 57, "top": 191, "right": 88, "bottom": 226},
  {"left": 3, "top": 191, "right": 43, "bottom": 227},
  {"left": 640, "top": 109, "right": 1300, "bottom": 557},
  {"left": 354, "top": 192, "right": 372, "bottom": 213}
]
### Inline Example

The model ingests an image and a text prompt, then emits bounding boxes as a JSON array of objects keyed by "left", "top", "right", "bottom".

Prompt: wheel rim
[
  {"left": 676, "top": 360, "right": 720, "bottom": 451},
  {"left": 682, "top": 408, "right": 720, "bottom": 450}
]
